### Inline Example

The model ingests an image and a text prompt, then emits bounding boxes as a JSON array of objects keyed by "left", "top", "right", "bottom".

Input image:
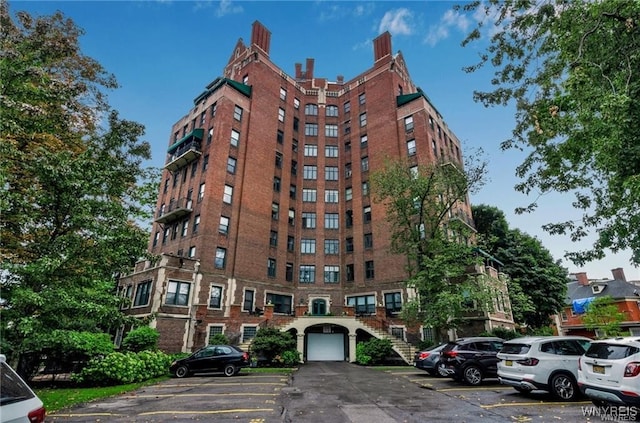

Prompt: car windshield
[
  {"left": 585, "top": 343, "right": 640, "bottom": 360},
  {"left": 0, "top": 362, "right": 35, "bottom": 406},
  {"left": 500, "top": 343, "right": 531, "bottom": 354}
]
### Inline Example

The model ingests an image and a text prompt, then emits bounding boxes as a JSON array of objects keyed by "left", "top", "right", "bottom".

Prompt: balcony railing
[
  {"left": 164, "top": 128, "right": 204, "bottom": 172},
  {"left": 154, "top": 197, "right": 193, "bottom": 224}
]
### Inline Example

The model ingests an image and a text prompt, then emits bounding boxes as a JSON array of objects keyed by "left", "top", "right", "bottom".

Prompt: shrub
[
  {"left": 250, "top": 328, "right": 296, "bottom": 366},
  {"left": 72, "top": 350, "right": 172, "bottom": 386},
  {"left": 121, "top": 326, "right": 159, "bottom": 352},
  {"left": 280, "top": 350, "right": 300, "bottom": 367},
  {"left": 416, "top": 339, "right": 435, "bottom": 351},
  {"left": 355, "top": 343, "right": 372, "bottom": 365},
  {"left": 355, "top": 338, "right": 393, "bottom": 365},
  {"left": 208, "top": 333, "right": 229, "bottom": 345}
]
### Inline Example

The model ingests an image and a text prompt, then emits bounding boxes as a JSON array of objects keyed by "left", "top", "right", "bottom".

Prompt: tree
[
  {"left": 0, "top": 2, "right": 159, "bottom": 376},
  {"left": 472, "top": 204, "right": 567, "bottom": 329},
  {"left": 582, "top": 296, "right": 625, "bottom": 338},
  {"left": 370, "top": 157, "right": 493, "bottom": 340},
  {"left": 459, "top": 1, "right": 640, "bottom": 266}
]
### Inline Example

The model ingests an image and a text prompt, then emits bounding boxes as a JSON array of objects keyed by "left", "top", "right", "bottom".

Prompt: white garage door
[{"left": 307, "top": 333, "right": 344, "bottom": 361}]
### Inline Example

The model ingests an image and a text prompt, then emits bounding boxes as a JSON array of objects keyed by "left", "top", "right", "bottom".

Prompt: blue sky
[{"left": 11, "top": 0, "right": 639, "bottom": 280}]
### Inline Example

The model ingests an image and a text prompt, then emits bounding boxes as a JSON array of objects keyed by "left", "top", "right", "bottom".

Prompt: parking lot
[{"left": 48, "top": 363, "right": 600, "bottom": 423}]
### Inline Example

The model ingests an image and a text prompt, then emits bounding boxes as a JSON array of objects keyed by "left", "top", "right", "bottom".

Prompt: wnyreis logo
[{"left": 582, "top": 406, "right": 639, "bottom": 421}]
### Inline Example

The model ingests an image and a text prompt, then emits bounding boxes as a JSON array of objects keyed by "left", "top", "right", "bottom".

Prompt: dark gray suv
[{"left": 441, "top": 336, "right": 504, "bottom": 385}]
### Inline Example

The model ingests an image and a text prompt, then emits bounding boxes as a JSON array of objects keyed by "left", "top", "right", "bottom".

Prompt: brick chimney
[
  {"left": 612, "top": 268, "right": 627, "bottom": 282},
  {"left": 251, "top": 21, "right": 271, "bottom": 55},
  {"left": 574, "top": 272, "right": 589, "bottom": 286},
  {"left": 373, "top": 31, "right": 392, "bottom": 62},
  {"left": 305, "top": 58, "right": 314, "bottom": 80}
]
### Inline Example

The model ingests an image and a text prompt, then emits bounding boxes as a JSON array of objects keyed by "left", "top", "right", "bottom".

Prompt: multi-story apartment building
[{"left": 117, "top": 21, "right": 513, "bottom": 363}]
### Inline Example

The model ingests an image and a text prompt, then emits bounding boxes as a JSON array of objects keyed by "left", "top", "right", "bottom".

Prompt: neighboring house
[
  {"left": 555, "top": 268, "right": 640, "bottom": 338},
  {"left": 116, "top": 21, "right": 513, "bottom": 363}
]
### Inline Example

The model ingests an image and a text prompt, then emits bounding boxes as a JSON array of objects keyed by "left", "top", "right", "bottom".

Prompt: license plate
[
  {"left": 505, "top": 360, "right": 513, "bottom": 366},
  {"left": 593, "top": 365, "right": 605, "bottom": 374}
]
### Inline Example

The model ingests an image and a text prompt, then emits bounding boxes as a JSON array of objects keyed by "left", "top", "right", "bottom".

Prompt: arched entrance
[{"left": 311, "top": 299, "right": 327, "bottom": 315}]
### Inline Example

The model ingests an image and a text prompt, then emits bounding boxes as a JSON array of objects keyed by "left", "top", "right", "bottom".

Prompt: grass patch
[{"left": 35, "top": 376, "right": 169, "bottom": 413}]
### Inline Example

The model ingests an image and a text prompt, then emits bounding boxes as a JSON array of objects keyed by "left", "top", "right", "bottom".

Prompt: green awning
[
  {"left": 167, "top": 128, "right": 204, "bottom": 154},
  {"left": 194, "top": 77, "right": 252, "bottom": 104}
]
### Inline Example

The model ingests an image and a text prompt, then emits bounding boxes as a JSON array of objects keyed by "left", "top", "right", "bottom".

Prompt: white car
[
  {"left": 0, "top": 354, "right": 46, "bottom": 423},
  {"left": 578, "top": 336, "right": 640, "bottom": 407},
  {"left": 497, "top": 335, "right": 592, "bottom": 400}
]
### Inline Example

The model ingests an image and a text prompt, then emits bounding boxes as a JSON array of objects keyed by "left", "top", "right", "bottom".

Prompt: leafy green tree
[
  {"left": 472, "top": 204, "right": 567, "bottom": 329},
  {"left": 371, "top": 157, "right": 493, "bottom": 340},
  {"left": 0, "top": 2, "right": 159, "bottom": 376},
  {"left": 250, "top": 328, "right": 296, "bottom": 366},
  {"left": 459, "top": 0, "right": 640, "bottom": 266},
  {"left": 583, "top": 296, "right": 626, "bottom": 338}
]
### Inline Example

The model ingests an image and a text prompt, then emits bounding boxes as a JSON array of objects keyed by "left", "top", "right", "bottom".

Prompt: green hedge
[{"left": 72, "top": 350, "right": 173, "bottom": 386}]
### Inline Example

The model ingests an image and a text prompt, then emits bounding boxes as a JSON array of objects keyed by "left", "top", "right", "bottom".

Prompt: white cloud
[
  {"left": 424, "top": 9, "right": 469, "bottom": 47},
  {"left": 378, "top": 8, "right": 414, "bottom": 36},
  {"left": 215, "top": 0, "right": 243, "bottom": 17}
]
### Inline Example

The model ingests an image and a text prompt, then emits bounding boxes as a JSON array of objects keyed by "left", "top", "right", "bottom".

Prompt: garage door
[{"left": 307, "top": 333, "right": 344, "bottom": 361}]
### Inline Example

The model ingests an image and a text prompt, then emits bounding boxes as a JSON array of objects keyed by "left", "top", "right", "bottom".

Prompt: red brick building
[{"left": 117, "top": 21, "right": 513, "bottom": 362}]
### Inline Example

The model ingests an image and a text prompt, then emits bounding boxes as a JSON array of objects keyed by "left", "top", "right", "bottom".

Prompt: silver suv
[
  {"left": 578, "top": 336, "right": 640, "bottom": 407},
  {"left": 0, "top": 354, "right": 46, "bottom": 423},
  {"left": 497, "top": 335, "right": 592, "bottom": 400}
]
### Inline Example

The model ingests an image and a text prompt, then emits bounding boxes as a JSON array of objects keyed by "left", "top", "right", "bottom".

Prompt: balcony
[
  {"left": 154, "top": 197, "right": 193, "bottom": 224},
  {"left": 164, "top": 129, "right": 204, "bottom": 172}
]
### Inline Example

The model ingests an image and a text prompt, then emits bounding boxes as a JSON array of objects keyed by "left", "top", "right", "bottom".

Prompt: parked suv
[
  {"left": 441, "top": 337, "right": 504, "bottom": 385},
  {"left": 0, "top": 354, "right": 46, "bottom": 423},
  {"left": 497, "top": 335, "right": 591, "bottom": 400},
  {"left": 578, "top": 336, "right": 640, "bottom": 407}
]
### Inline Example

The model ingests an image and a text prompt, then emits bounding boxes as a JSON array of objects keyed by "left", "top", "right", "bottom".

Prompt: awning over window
[
  {"left": 167, "top": 128, "right": 204, "bottom": 154},
  {"left": 572, "top": 297, "right": 595, "bottom": 314}
]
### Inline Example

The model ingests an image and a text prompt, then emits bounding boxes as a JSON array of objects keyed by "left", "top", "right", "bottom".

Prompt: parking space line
[
  {"left": 480, "top": 400, "right": 591, "bottom": 409},
  {"left": 160, "top": 382, "right": 286, "bottom": 388},
  {"left": 138, "top": 408, "right": 275, "bottom": 416},
  {"left": 132, "top": 393, "right": 278, "bottom": 398},
  {"left": 49, "top": 412, "right": 123, "bottom": 417}
]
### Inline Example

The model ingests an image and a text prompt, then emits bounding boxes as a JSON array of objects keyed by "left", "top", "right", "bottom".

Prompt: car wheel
[
  {"left": 436, "top": 361, "right": 448, "bottom": 377},
  {"left": 223, "top": 364, "right": 237, "bottom": 377},
  {"left": 174, "top": 365, "right": 190, "bottom": 378},
  {"left": 551, "top": 373, "right": 578, "bottom": 401},
  {"left": 463, "top": 365, "right": 483, "bottom": 386}
]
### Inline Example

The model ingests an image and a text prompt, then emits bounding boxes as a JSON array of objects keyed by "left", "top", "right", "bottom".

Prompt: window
[
  {"left": 153, "top": 231, "right": 159, "bottom": 247},
  {"left": 219, "top": 216, "right": 229, "bottom": 234},
  {"left": 210, "top": 102, "right": 218, "bottom": 117},
  {"left": 293, "top": 117, "right": 299, "bottom": 132},
  {"left": 133, "top": 280, "right": 152, "bottom": 307},
  {"left": 302, "top": 212, "right": 316, "bottom": 229},
  {"left": 198, "top": 183, "right": 205, "bottom": 202},
  {"left": 359, "top": 112, "right": 367, "bottom": 127},
  {"left": 361, "top": 156, "right": 369, "bottom": 171},
  {"left": 345, "top": 163, "right": 352, "bottom": 178},
  {"left": 303, "top": 188, "right": 317, "bottom": 202},
  {"left": 346, "top": 237, "right": 354, "bottom": 252},
  {"left": 277, "top": 130, "right": 284, "bottom": 144},
  {"left": 365, "top": 260, "right": 375, "bottom": 279},
  {"left": 432, "top": 139, "right": 438, "bottom": 156},
  {"left": 223, "top": 185, "right": 233, "bottom": 204},
  {"left": 266, "top": 293, "right": 292, "bottom": 314},
  {"left": 362, "top": 181, "right": 369, "bottom": 196},
  {"left": 287, "top": 235, "right": 295, "bottom": 252},
  {"left": 384, "top": 292, "right": 402, "bottom": 313},
  {"left": 325, "top": 145, "right": 338, "bottom": 157},
  {"left": 288, "top": 185, "right": 296, "bottom": 201},
  {"left": 243, "top": 74, "right": 249, "bottom": 84},
  {"left": 207, "top": 127, "right": 213, "bottom": 144},
  {"left": 234, "top": 105, "right": 243, "bottom": 121},
  {"left": 273, "top": 176, "right": 281, "bottom": 192},
  {"left": 301, "top": 238, "right": 316, "bottom": 254},
  {"left": 188, "top": 246, "right": 196, "bottom": 257},
  {"left": 293, "top": 98, "right": 300, "bottom": 109},
  {"left": 275, "top": 152, "right": 283, "bottom": 168},
  {"left": 181, "top": 219, "right": 189, "bottom": 237},
  {"left": 364, "top": 206, "right": 372, "bottom": 223},
  {"left": 166, "top": 281, "right": 190, "bottom": 306},
  {"left": 215, "top": 247, "right": 227, "bottom": 269},
  {"left": 230, "top": 129, "right": 240, "bottom": 147},
  {"left": 344, "top": 101, "right": 351, "bottom": 114},
  {"left": 326, "top": 105, "right": 339, "bottom": 117},
  {"left": 303, "top": 165, "right": 317, "bottom": 180},
  {"left": 346, "top": 210, "right": 353, "bottom": 228},
  {"left": 288, "top": 208, "right": 295, "bottom": 225},
  {"left": 305, "top": 104, "right": 318, "bottom": 115},
  {"left": 193, "top": 215, "right": 200, "bottom": 233},
  {"left": 202, "top": 154, "right": 209, "bottom": 171},
  {"left": 364, "top": 233, "right": 373, "bottom": 249},
  {"left": 291, "top": 160, "right": 297, "bottom": 175},
  {"left": 360, "top": 134, "right": 368, "bottom": 148},
  {"left": 325, "top": 189, "right": 338, "bottom": 203},
  {"left": 191, "top": 161, "right": 198, "bottom": 178},
  {"left": 346, "top": 264, "right": 354, "bottom": 281},
  {"left": 305, "top": 123, "right": 318, "bottom": 136},
  {"left": 209, "top": 285, "right": 222, "bottom": 308},
  {"left": 267, "top": 258, "right": 276, "bottom": 277},
  {"left": 286, "top": 263, "right": 294, "bottom": 282},
  {"left": 163, "top": 178, "right": 169, "bottom": 193},
  {"left": 271, "top": 203, "right": 279, "bottom": 220},
  {"left": 325, "top": 213, "right": 339, "bottom": 229},
  {"left": 209, "top": 326, "right": 224, "bottom": 343},
  {"left": 280, "top": 87, "right": 287, "bottom": 101},
  {"left": 407, "top": 139, "right": 416, "bottom": 156},
  {"left": 404, "top": 115, "right": 414, "bottom": 132},
  {"left": 345, "top": 187, "right": 353, "bottom": 201},
  {"left": 227, "top": 156, "right": 237, "bottom": 174},
  {"left": 324, "top": 266, "right": 340, "bottom": 283},
  {"left": 299, "top": 265, "right": 315, "bottom": 283},
  {"left": 325, "top": 124, "right": 338, "bottom": 137},
  {"left": 278, "top": 107, "right": 285, "bottom": 122},
  {"left": 243, "top": 289, "right": 254, "bottom": 312},
  {"left": 348, "top": 294, "right": 375, "bottom": 314},
  {"left": 292, "top": 139, "right": 298, "bottom": 152},
  {"left": 269, "top": 230, "right": 278, "bottom": 247},
  {"left": 171, "top": 222, "right": 179, "bottom": 240},
  {"left": 325, "top": 166, "right": 338, "bottom": 181},
  {"left": 358, "top": 92, "right": 366, "bottom": 105},
  {"left": 304, "top": 144, "right": 318, "bottom": 157}
]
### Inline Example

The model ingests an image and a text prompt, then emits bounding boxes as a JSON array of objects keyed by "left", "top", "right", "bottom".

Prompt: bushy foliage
[
  {"left": 278, "top": 350, "right": 301, "bottom": 367},
  {"left": 72, "top": 350, "right": 172, "bottom": 386},
  {"left": 480, "top": 327, "right": 521, "bottom": 341},
  {"left": 121, "top": 327, "right": 159, "bottom": 352},
  {"left": 207, "top": 333, "right": 229, "bottom": 345},
  {"left": 355, "top": 338, "right": 393, "bottom": 365},
  {"left": 250, "top": 328, "right": 296, "bottom": 365},
  {"left": 416, "top": 339, "right": 435, "bottom": 351}
]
